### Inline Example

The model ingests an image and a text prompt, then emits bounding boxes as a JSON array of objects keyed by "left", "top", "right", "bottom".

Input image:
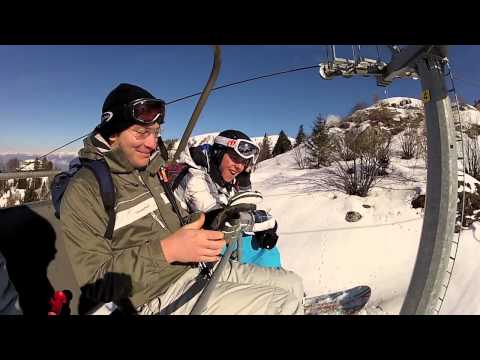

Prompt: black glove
[
  {"left": 236, "top": 171, "right": 251, "bottom": 191},
  {"left": 204, "top": 203, "right": 257, "bottom": 231},
  {"left": 252, "top": 221, "right": 278, "bottom": 250}
]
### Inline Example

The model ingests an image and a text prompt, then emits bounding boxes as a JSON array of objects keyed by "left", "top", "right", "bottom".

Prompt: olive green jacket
[{"left": 60, "top": 134, "right": 190, "bottom": 310}]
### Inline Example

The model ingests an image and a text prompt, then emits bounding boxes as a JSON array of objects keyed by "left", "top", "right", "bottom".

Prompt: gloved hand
[
  {"left": 252, "top": 210, "right": 276, "bottom": 232},
  {"left": 236, "top": 171, "right": 252, "bottom": 191},
  {"left": 204, "top": 203, "right": 257, "bottom": 231},
  {"left": 252, "top": 221, "right": 279, "bottom": 250}
]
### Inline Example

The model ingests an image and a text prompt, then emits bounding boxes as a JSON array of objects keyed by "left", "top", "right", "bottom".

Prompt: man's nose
[{"left": 144, "top": 133, "right": 158, "bottom": 150}]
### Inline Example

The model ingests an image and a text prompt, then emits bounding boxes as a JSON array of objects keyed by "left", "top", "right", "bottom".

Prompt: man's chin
[{"left": 133, "top": 157, "right": 150, "bottom": 168}]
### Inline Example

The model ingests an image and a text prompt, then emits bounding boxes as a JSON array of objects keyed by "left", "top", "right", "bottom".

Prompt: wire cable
[{"left": 17, "top": 64, "right": 321, "bottom": 170}]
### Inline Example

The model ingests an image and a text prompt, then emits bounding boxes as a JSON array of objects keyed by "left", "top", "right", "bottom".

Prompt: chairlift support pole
[
  {"left": 395, "top": 47, "right": 457, "bottom": 315},
  {"left": 172, "top": 45, "right": 222, "bottom": 163},
  {"left": 319, "top": 45, "right": 457, "bottom": 315}
]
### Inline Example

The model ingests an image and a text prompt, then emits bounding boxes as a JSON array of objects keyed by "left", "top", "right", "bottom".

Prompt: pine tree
[
  {"left": 40, "top": 181, "right": 49, "bottom": 200},
  {"left": 40, "top": 156, "right": 53, "bottom": 171},
  {"left": 0, "top": 179, "right": 6, "bottom": 192},
  {"left": 17, "top": 178, "right": 28, "bottom": 189},
  {"left": 257, "top": 133, "right": 272, "bottom": 163},
  {"left": 272, "top": 130, "right": 292, "bottom": 157},
  {"left": 34, "top": 157, "right": 41, "bottom": 171},
  {"left": 305, "top": 114, "right": 332, "bottom": 168},
  {"left": 294, "top": 125, "right": 306, "bottom": 147},
  {"left": 474, "top": 98, "right": 480, "bottom": 110},
  {"left": 32, "top": 176, "right": 42, "bottom": 190},
  {"left": 23, "top": 186, "right": 38, "bottom": 203},
  {"left": 163, "top": 138, "right": 177, "bottom": 152}
]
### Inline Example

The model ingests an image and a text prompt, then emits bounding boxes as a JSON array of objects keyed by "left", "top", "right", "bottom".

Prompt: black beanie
[{"left": 97, "top": 83, "right": 156, "bottom": 139}]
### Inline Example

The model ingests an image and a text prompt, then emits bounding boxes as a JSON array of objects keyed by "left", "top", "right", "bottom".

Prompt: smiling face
[
  {"left": 109, "top": 123, "right": 160, "bottom": 168},
  {"left": 219, "top": 149, "right": 248, "bottom": 183}
]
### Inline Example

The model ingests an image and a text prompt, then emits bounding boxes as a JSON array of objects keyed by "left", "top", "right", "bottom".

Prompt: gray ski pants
[{"left": 138, "top": 260, "right": 305, "bottom": 315}]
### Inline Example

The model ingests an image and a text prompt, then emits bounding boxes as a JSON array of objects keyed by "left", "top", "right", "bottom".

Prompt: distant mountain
[
  {"left": 0, "top": 133, "right": 295, "bottom": 172},
  {"left": 0, "top": 152, "right": 77, "bottom": 172}
]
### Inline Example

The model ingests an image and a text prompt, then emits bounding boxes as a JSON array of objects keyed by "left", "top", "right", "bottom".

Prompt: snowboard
[{"left": 303, "top": 285, "right": 371, "bottom": 315}]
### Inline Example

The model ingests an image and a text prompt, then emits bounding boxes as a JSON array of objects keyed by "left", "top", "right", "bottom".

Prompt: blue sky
[{"left": 0, "top": 45, "right": 479, "bottom": 154}]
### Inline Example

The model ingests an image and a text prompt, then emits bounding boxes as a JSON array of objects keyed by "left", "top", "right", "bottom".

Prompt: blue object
[{"left": 222, "top": 235, "right": 281, "bottom": 268}]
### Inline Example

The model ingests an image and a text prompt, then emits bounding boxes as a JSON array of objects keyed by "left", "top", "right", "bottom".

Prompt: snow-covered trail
[{"left": 251, "top": 149, "right": 480, "bottom": 314}]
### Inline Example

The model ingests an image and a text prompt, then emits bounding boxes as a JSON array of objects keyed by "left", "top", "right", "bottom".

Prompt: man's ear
[{"left": 108, "top": 133, "right": 119, "bottom": 147}]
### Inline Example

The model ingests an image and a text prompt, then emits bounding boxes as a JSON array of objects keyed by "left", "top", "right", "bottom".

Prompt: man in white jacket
[{"left": 174, "top": 130, "right": 281, "bottom": 266}]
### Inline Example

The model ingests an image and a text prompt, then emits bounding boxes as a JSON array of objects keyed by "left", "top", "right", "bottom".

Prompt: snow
[
  {"left": 18, "top": 159, "right": 36, "bottom": 171},
  {"left": 460, "top": 173, "right": 480, "bottom": 194},
  {"left": 378, "top": 97, "right": 424, "bottom": 108},
  {"left": 459, "top": 108, "right": 480, "bottom": 126},
  {"left": 3, "top": 97, "right": 480, "bottom": 313},
  {"left": 325, "top": 115, "right": 342, "bottom": 127},
  {"left": 251, "top": 144, "right": 478, "bottom": 314}
]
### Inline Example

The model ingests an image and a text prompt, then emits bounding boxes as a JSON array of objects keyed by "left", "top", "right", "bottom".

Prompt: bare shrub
[
  {"left": 400, "top": 128, "right": 419, "bottom": 159},
  {"left": 293, "top": 145, "right": 308, "bottom": 169},
  {"left": 324, "top": 127, "right": 391, "bottom": 197},
  {"left": 416, "top": 127, "right": 428, "bottom": 167},
  {"left": 465, "top": 136, "right": 480, "bottom": 181}
]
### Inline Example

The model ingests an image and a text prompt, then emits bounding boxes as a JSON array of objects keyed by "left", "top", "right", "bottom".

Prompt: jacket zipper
[
  {"left": 137, "top": 169, "right": 170, "bottom": 231},
  {"left": 151, "top": 212, "right": 166, "bottom": 229}
]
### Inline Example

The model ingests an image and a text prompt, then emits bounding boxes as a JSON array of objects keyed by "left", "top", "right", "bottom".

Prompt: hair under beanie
[{"left": 96, "top": 83, "right": 156, "bottom": 139}]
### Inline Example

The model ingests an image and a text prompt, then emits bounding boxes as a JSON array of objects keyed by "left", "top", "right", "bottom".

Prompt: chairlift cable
[
  {"left": 18, "top": 64, "right": 321, "bottom": 167},
  {"left": 166, "top": 64, "right": 320, "bottom": 105},
  {"left": 17, "top": 132, "right": 92, "bottom": 171}
]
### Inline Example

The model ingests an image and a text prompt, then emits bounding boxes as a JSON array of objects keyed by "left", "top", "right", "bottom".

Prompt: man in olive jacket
[{"left": 61, "top": 83, "right": 304, "bottom": 315}]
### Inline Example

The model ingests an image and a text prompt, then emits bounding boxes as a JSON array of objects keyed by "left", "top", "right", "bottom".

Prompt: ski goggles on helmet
[
  {"left": 214, "top": 136, "right": 260, "bottom": 162},
  {"left": 102, "top": 98, "right": 166, "bottom": 126}
]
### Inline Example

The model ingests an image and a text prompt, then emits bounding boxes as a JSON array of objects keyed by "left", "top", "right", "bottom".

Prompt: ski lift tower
[{"left": 319, "top": 45, "right": 459, "bottom": 315}]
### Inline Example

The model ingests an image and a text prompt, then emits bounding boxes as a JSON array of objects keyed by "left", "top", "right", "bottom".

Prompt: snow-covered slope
[
  {"left": 251, "top": 144, "right": 480, "bottom": 314},
  {"left": 351, "top": 96, "right": 480, "bottom": 130}
]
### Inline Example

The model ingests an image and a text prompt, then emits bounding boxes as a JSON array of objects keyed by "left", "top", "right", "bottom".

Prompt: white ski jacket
[
  {"left": 175, "top": 145, "right": 277, "bottom": 233},
  {"left": 175, "top": 145, "right": 238, "bottom": 213}
]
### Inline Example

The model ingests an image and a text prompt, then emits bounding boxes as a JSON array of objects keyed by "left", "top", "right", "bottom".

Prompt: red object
[
  {"left": 163, "top": 163, "right": 188, "bottom": 182},
  {"left": 48, "top": 291, "right": 68, "bottom": 316}
]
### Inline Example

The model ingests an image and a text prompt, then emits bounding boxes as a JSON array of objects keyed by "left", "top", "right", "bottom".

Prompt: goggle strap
[
  {"left": 214, "top": 136, "right": 239, "bottom": 148},
  {"left": 214, "top": 136, "right": 259, "bottom": 151}
]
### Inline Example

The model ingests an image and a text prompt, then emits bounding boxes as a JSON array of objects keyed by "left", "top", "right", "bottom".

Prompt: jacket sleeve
[
  {"left": 182, "top": 168, "right": 223, "bottom": 213},
  {"left": 60, "top": 170, "right": 183, "bottom": 305}
]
